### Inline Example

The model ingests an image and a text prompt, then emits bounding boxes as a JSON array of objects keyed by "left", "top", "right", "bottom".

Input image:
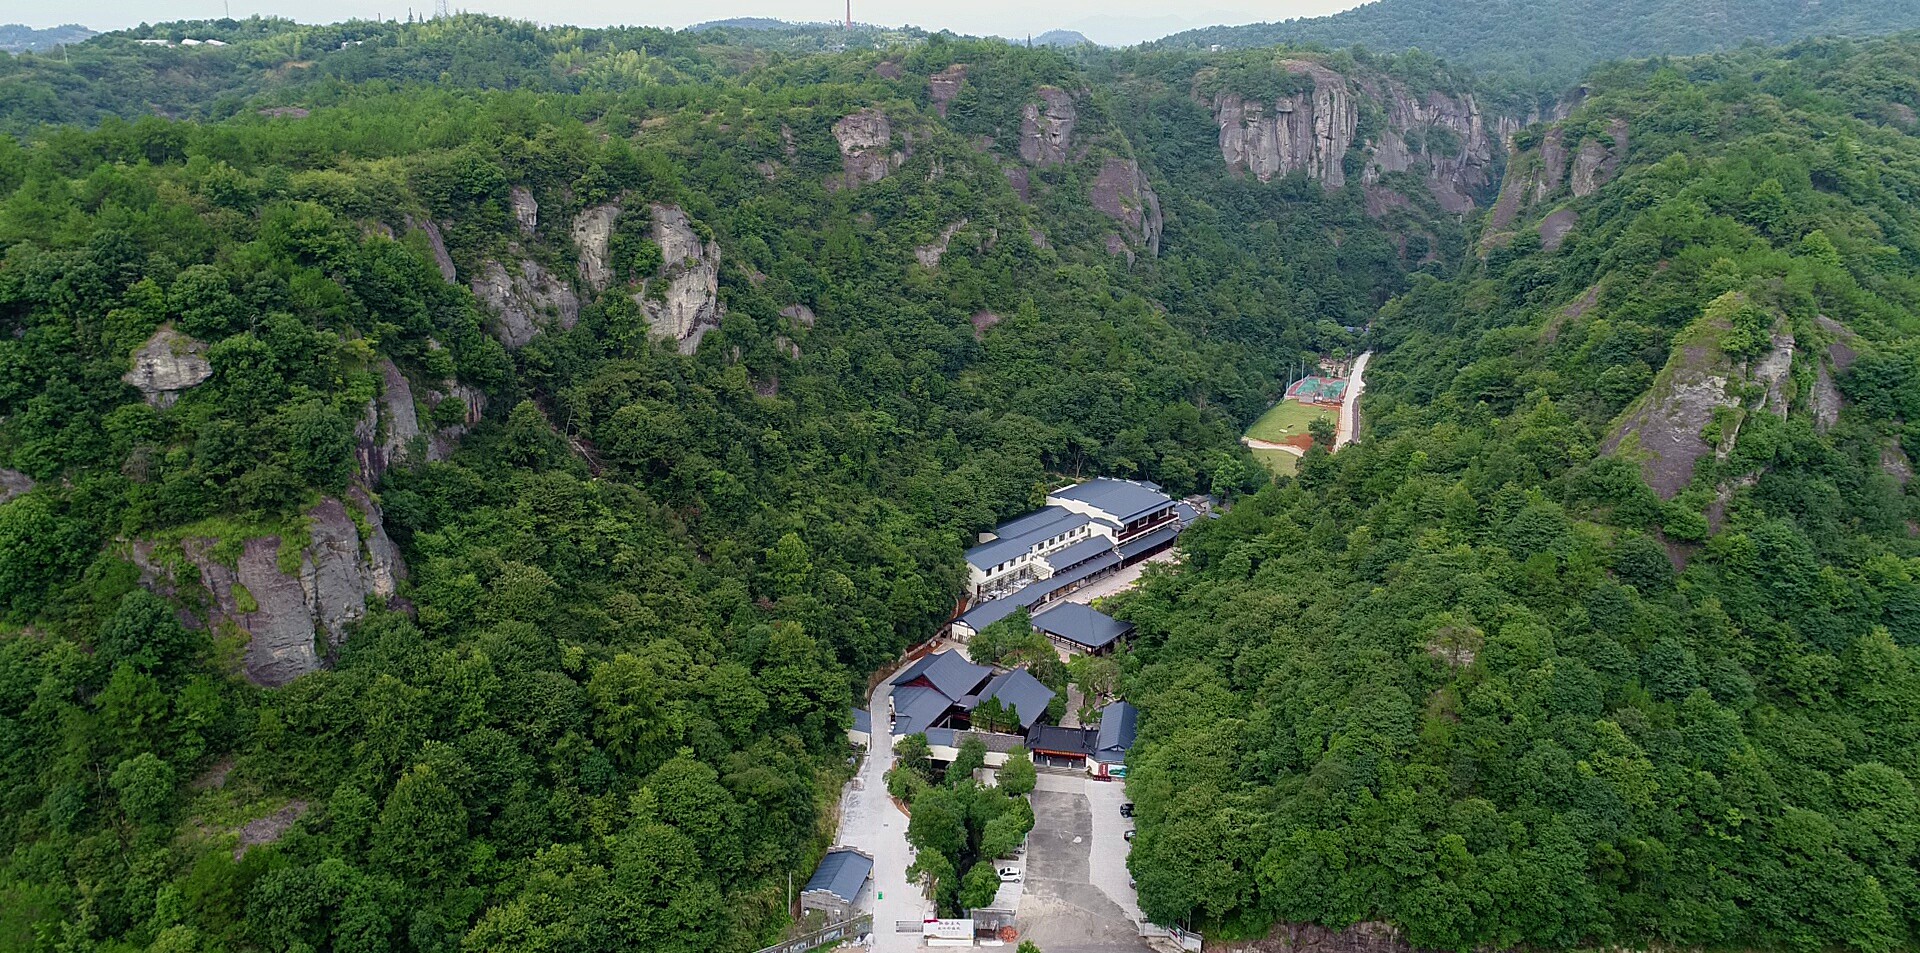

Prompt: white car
[{"left": 998, "top": 867, "right": 1022, "bottom": 882}]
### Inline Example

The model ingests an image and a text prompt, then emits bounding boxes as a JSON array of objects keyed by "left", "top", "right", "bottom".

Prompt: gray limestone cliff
[
  {"left": 470, "top": 259, "right": 579, "bottom": 348},
  {"left": 572, "top": 203, "right": 622, "bottom": 293},
  {"left": 1089, "top": 157, "right": 1163, "bottom": 258},
  {"left": 510, "top": 186, "right": 539, "bottom": 235},
  {"left": 354, "top": 359, "right": 421, "bottom": 482},
  {"left": 140, "top": 491, "right": 407, "bottom": 687},
  {"left": 635, "top": 204, "right": 723, "bottom": 354},
  {"left": 831, "top": 109, "right": 901, "bottom": 189},
  {"left": 0, "top": 468, "right": 32, "bottom": 504},
  {"left": 1209, "top": 61, "right": 1510, "bottom": 213},
  {"left": 1019, "top": 87, "right": 1078, "bottom": 165},
  {"left": 124, "top": 326, "right": 213, "bottom": 408}
]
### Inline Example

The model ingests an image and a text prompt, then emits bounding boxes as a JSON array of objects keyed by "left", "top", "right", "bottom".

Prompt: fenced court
[{"left": 1285, "top": 375, "right": 1350, "bottom": 405}]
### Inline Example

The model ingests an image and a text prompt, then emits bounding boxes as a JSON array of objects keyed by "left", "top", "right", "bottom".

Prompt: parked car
[
  {"left": 998, "top": 867, "right": 1022, "bottom": 882},
  {"left": 1119, "top": 802, "right": 1135, "bottom": 817},
  {"left": 1124, "top": 829, "right": 1136, "bottom": 841}
]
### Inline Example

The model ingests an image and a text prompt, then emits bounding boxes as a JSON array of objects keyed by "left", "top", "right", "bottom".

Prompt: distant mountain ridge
[
  {"left": 0, "top": 23, "right": 96, "bottom": 52},
  {"left": 1156, "top": 0, "right": 1920, "bottom": 87}
]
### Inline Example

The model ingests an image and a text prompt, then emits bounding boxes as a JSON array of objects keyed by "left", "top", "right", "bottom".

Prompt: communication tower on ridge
[{"left": 845, "top": 0, "right": 852, "bottom": 28}]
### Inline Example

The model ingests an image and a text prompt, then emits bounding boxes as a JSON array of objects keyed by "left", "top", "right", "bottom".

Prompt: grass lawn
[
  {"left": 1246, "top": 399, "right": 1334, "bottom": 443},
  {"left": 1251, "top": 447, "right": 1299, "bottom": 477}
]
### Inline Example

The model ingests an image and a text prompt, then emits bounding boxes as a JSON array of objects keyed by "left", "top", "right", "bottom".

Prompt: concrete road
[
  {"left": 834, "top": 679, "right": 931, "bottom": 951},
  {"left": 1336, "top": 350, "right": 1371, "bottom": 449},
  {"left": 1016, "top": 773, "right": 1150, "bottom": 953}
]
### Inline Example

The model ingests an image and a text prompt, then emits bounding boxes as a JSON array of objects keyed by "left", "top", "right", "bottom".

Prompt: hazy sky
[{"left": 30, "top": 0, "right": 1368, "bottom": 45}]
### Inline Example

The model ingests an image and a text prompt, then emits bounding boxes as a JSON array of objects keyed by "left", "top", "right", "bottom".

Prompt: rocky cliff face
[
  {"left": 355, "top": 359, "right": 421, "bottom": 482},
  {"left": 636, "top": 204, "right": 723, "bottom": 354},
  {"left": 470, "top": 259, "right": 579, "bottom": 348},
  {"left": 141, "top": 491, "right": 407, "bottom": 687},
  {"left": 928, "top": 64, "right": 966, "bottom": 117},
  {"left": 831, "top": 109, "right": 901, "bottom": 189},
  {"left": 124, "top": 326, "right": 213, "bottom": 408},
  {"left": 1209, "top": 60, "right": 1509, "bottom": 212},
  {"left": 571, "top": 204, "right": 622, "bottom": 293},
  {"left": 915, "top": 219, "right": 968, "bottom": 269},
  {"left": 510, "top": 186, "right": 539, "bottom": 235},
  {"left": 0, "top": 468, "right": 32, "bottom": 504},
  {"left": 1019, "top": 87, "right": 1078, "bottom": 165},
  {"left": 1601, "top": 294, "right": 1797, "bottom": 501},
  {"left": 406, "top": 215, "right": 458, "bottom": 283},
  {"left": 1090, "top": 157, "right": 1163, "bottom": 258},
  {"left": 1213, "top": 63, "right": 1357, "bottom": 188},
  {"left": 1485, "top": 116, "right": 1629, "bottom": 244}
]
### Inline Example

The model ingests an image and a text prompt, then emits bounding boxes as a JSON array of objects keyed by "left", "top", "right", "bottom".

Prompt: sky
[{"left": 26, "top": 0, "right": 1369, "bottom": 45}]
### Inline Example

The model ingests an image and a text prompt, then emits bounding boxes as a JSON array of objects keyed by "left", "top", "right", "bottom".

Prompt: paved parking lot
[{"left": 1015, "top": 773, "right": 1149, "bottom": 952}]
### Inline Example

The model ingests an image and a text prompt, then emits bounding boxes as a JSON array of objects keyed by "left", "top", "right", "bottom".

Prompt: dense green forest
[
  {"left": 1120, "top": 33, "right": 1920, "bottom": 952},
  {"left": 1159, "top": 0, "right": 1920, "bottom": 93},
  {"left": 5, "top": 11, "right": 1920, "bottom": 953},
  {"left": 0, "top": 16, "right": 1375, "bottom": 953}
]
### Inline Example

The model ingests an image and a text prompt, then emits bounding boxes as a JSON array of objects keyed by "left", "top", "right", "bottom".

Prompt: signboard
[{"left": 923, "top": 918, "right": 974, "bottom": 940}]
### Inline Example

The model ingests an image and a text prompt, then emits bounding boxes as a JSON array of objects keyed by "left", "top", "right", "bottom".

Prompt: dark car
[
  {"left": 1124, "top": 829, "right": 1136, "bottom": 841},
  {"left": 1119, "top": 802, "right": 1135, "bottom": 817}
]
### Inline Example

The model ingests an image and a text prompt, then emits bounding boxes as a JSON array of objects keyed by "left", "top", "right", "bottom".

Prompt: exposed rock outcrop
[
  {"left": 424, "top": 378, "right": 486, "bottom": 461},
  {"left": 780, "top": 304, "right": 817, "bottom": 329},
  {"left": 831, "top": 109, "right": 900, "bottom": 189},
  {"left": 1601, "top": 295, "right": 1790, "bottom": 501},
  {"left": 1360, "top": 82, "right": 1502, "bottom": 212},
  {"left": 970, "top": 310, "right": 1001, "bottom": 339},
  {"left": 1090, "top": 157, "right": 1163, "bottom": 257},
  {"left": 124, "top": 327, "right": 213, "bottom": 409},
  {"left": 234, "top": 801, "right": 309, "bottom": 859},
  {"left": 1004, "top": 165, "right": 1031, "bottom": 202},
  {"left": 571, "top": 204, "right": 622, "bottom": 293},
  {"left": 929, "top": 64, "right": 966, "bottom": 117},
  {"left": 1212, "top": 62, "right": 1358, "bottom": 188},
  {"left": 1484, "top": 117, "right": 1629, "bottom": 245},
  {"left": 406, "top": 215, "right": 458, "bottom": 283},
  {"left": 1571, "top": 119, "right": 1630, "bottom": 197},
  {"left": 155, "top": 492, "right": 405, "bottom": 687},
  {"left": 1885, "top": 444, "right": 1915, "bottom": 486},
  {"left": 510, "top": 186, "right": 539, "bottom": 235},
  {"left": 0, "top": 468, "right": 32, "bottom": 504},
  {"left": 635, "top": 204, "right": 723, "bottom": 354},
  {"left": 915, "top": 220, "right": 969, "bottom": 269},
  {"left": 355, "top": 359, "right": 422, "bottom": 482},
  {"left": 471, "top": 259, "right": 579, "bottom": 348},
  {"left": 1019, "top": 87, "right": 1077, "bottom": 165},
  {"left": 1538, "top": 208, "right": 1578, "bottom": 252}
]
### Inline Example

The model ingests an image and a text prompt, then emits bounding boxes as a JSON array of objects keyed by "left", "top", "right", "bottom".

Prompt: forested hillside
[
  {"left": 0, "top": 18, "right": 1386, "bottom": 953},
  {"left": 1120, "top": 34, "right": 1920, "bottom": 951},
  {"left": 7, "top": 12, "right": 1920, "bottom": 953},
  {"left": 1160, "top": 0, "right": 1920, "bottom": 93}
]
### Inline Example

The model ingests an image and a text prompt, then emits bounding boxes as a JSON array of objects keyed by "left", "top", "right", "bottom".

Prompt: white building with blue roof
[{"left": 953, "top": 478, "right": 1196, "bottom": 641}]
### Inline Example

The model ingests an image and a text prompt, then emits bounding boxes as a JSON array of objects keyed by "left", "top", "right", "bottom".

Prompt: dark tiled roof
[
  {"left": 1027, "top": 724, "right": 1095, "bottom": 757},
  {"left": 965, "top": 507, "right": 1090, "bottom": 570},
  {"left": 979, "top": 668, "right": 1055, "bottom": 730},
  {"left": 803, "top": 848, "right": 873, "bottom": 904},
  {"left": 924, "top": 728, "right": 1027, "bottom": 753},
  {"left": 1118, "top": 525, "right": 1180, "bottom": 560},
  {"left": 1044, "top": 536, "right": 1118, "bottom": 572},
  {"left": 894, "top": 650, "right": 994, "bottom": 701},
  {"left": 851, "top": 708, "right": 871, "bottom": 733},
  {"left": 893, "top": 684, "right": 956, "bottom": 736},
  {"left": 1050, "top": 478, "right": 1174, "bottom": 524},
  {"left": 1094, "top": 700, "right": 1138, "bottom": 763},
  {"left": 1032, "top": 602, "right": 1134, "bottom": 651},
  {"left": 957, "top": 551, "right": 1121, "bottom": 630}
]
